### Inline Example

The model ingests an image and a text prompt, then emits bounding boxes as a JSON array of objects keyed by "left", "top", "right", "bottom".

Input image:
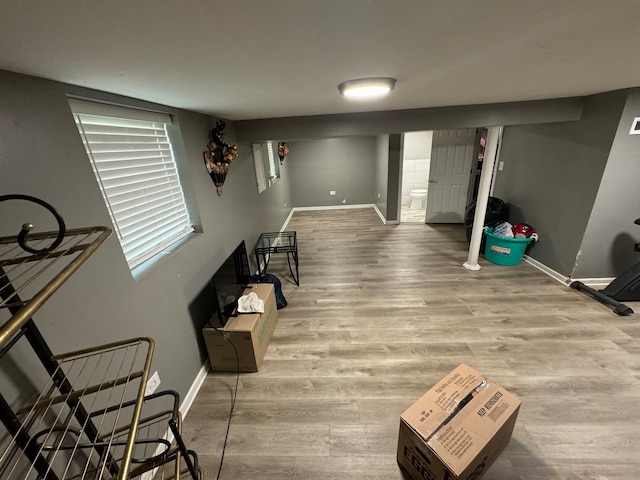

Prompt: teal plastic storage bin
[{"left": 484, "top": 228, "right": 533, "bottom": 266}]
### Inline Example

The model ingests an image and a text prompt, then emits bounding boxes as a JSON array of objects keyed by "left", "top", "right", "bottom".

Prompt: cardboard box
[
  {"left": 202, "top": 283, "right": 278, "bottom": 372},
  {"left": 397, "top": 364, "right": 520, "bottom": 480}
]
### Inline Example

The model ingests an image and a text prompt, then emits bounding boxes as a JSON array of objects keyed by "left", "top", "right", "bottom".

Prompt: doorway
[
  {"left": 399, "top": 128, "right": 488, "bottom": 224},
  {"left": 400, "top": 131, "right": 432, "bottom": 224}
]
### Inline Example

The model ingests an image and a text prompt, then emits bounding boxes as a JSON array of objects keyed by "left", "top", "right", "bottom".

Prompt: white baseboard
[
  {"left": 139, "top": 361, "right": 210, "bottom": 480},
  {"left": 180, "top": 360, "right": 210, "bottom": 419},
  {"left": 522, "top": 254, "right": 615, "bottom": 288},
  {"left": 522, "top": 254, "right": 569, "bottom": 285},
  {"left": 140, "top": 359, "right": 210, "bottom": 480},
  {"left": 292, "top": 203, "right": 375, "bottom": 212},
  {"left": 372, "top": 204, "right": 385, "bottom": 224},
  {"left": 373, "top": 204, "right": 397, "bottom": 224},
  {"left": 289, "top": 203, "right": 396, "bottom": 224},
  {"left": 281, "top": 208, "right": 295, "bottom": 231},
  {"left": 566, "top": 277, "right": 615, "bottom": 288}
]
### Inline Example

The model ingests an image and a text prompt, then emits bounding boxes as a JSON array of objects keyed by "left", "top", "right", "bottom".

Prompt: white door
[{"left": 425, "top": 129, "right": 476, "bottom": 223}]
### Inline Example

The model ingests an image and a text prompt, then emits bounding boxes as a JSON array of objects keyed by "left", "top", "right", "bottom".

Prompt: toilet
[{"left": 409, "top": 189, "right": 428, "bottom": 209}]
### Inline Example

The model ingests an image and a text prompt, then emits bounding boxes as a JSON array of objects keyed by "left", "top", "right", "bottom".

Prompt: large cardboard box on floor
[
  {"left": 202, "top": 283, "right": 278, "bottom": 372},
  {"left": 397, "top": 364, "right": 520, "bottom": 480}
]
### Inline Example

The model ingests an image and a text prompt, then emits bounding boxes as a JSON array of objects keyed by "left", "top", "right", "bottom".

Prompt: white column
[{"left": 463, "top": 127, "right": 502, "bottom": 271}]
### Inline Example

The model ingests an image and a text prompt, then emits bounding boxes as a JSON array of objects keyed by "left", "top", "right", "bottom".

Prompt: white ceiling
[{"left": 1, "top": 1, "right": 640, "bottom": 121}]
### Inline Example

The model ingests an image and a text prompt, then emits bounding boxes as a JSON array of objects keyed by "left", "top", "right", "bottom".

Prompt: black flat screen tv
[{"left": 211, "top": 240, "right": 252, "bottom": 326}]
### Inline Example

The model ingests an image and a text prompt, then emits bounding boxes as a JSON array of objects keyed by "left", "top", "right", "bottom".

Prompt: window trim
[
  {"left": 253, "top": 141, "right": 280, "bottom": 193},
  {"left": 252, "top": 142, "right": 268, "bottom": 193},
  {"left": 69, "top": 98, "right": 195, "bottom": 270}
]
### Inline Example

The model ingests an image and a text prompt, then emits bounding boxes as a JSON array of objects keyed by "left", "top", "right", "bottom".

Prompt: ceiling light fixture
[{"left": 338, "top": 77, "right": 396, "bottom": 98}]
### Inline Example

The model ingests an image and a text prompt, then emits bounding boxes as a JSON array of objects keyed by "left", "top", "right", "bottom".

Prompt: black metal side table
[{"left": 255, "top": 231, "right": 299, "bottom": 285}]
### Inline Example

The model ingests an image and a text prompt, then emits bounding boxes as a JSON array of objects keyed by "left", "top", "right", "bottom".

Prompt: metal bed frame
[{"left": 0, "top": 195, "right": 201, "bottom": 479}]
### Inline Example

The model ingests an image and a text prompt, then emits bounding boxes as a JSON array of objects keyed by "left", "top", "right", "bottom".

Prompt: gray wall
[
  {"left": 282, "top": 88, "right": 640, "bottom": 277},
  {"left": 236, "top": 95, "right": 586, "bottom": 228},
  {"left": 386, "top": 134, "right": 403, "bottom": 223},
  {"left": 374, "top": 135, "right": 390, "bottom": 217},
  {"left": 493, "top": 91, "right": 627, "bottom": 277},
  {"left": 284, "top": 134, "right": 402, "bottom": 223},
  {"left": 234, "top": 98, "right": 583, "bottom": 142},
  {"left": 574, "top": 90, "right": 640, "bottom": 277},
  {"left": 287, "top": 137, "right": 376, "bottom": 207},
  {"left": 0, "top": 69, "right": 292, "bottom": 407}
]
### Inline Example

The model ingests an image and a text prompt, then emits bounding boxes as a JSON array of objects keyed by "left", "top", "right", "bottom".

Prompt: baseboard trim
[
  {"left": 373, "top": 204, "right": 397, "bottom": 224},
  {"left": 292, "top": 203, "right": 375, "bottom": 212},
  {"left": 281, "top": 208, "right": 295, "bottom": 231},
  {"left": 139, "top": 362, "right": 209, "bottom": 480},
  {"left": 289, "top": 204, "right": 395, "bottom": 224},
  {"left": 566, "top": 277, "right": 615, "bottom": 288},
  {"left": 522, "top": 254, "right": 615, "bottom": 288},
  {"left": 522, "top": 254, "right": 569, "bottom": 285},
  {"left": 180, "top": 360, "right": 210, "bottom": 419}
]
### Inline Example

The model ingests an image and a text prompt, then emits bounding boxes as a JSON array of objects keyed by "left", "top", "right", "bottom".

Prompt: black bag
[
  {"left": 464, "top": 196, "right": 509, "bottom": 247},
  {"left": 249, "top": 273, "right": 287, "bottom": 309}
]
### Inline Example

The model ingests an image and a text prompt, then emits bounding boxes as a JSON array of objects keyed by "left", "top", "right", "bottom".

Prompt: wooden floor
[{"left": 182, "top": 207, "right": 640, "bottom": 480}]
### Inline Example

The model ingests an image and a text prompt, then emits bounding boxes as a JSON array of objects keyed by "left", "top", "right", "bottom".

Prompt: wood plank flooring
[{"left": 181, "top": 207, "right": 640, "bottom": 480}]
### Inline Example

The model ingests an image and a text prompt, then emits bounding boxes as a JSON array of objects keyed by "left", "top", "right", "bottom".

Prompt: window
[
  {"left": 252, "top": 141, "right": 280, "bottom": 193},
  {"left": 252, "top": 143, "right": 268, "bottom": 194},
  {"left": 266, "top": 141, "right": 278, "bottom": 180},
  {"left": 69, "top": 99, "right": 194, "bottom": 269}
]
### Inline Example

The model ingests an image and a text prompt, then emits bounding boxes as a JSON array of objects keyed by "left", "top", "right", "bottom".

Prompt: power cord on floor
[{"left": 206, "top": 319, "right": 240, "bottom": 480}]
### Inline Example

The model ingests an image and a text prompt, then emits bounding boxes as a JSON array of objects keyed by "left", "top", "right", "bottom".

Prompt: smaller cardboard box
[
  {"left": 397, "top": 364, "right": 520, "bottom": 480},
  {"left": 202, "top": 283, "right": 278, "bottom": 372}
]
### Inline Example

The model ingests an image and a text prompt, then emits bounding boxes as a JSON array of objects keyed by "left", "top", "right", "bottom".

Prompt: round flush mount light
[{"left": 338, "top": 77, "right": 396, "bottom": 98}]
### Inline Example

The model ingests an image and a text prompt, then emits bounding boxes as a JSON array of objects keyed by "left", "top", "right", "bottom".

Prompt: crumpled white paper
[
  {"left": 237, "top": 292, "right": 264, "bottom": 313},
  {"left": 493, "top": 221, "right": 514, "bottom": 238}
]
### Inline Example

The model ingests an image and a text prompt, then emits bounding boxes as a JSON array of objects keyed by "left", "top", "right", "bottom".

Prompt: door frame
[{"left": 396, "top": 127, "right": 501, "bottom": 224}]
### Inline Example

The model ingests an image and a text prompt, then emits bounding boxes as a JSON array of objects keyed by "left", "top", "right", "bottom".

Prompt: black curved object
[
  {"left": 0, "top": 194, "right": 66, "bottom": 254},
  {"left": 569, "top": 281, "right": 634, "bottom": 316},
  {"left": 569, "top": 217, "right": 640, "bottom": 316}
]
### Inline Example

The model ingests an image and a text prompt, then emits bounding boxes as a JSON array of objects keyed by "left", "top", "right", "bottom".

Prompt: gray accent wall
[
  {"left": 0, "top": 69, "right": 292, "bottom": 406},
  {"left": 287, "top": 137, "right": 376, "bottom": 208},
  {"left": 573, "top": 90, "right": 640, "bottom": 278},
  {"left": 493, "top": 91, "right": 628, "bottom": 277},
  {"left": 386, "top": 134, "right": 403, "bottom": 223},
  {"left": 284, "top": 134, "right": 401, "bottom": 223},
  {"left": 374, "top": 135, "right": 390, "bottom": 218}
]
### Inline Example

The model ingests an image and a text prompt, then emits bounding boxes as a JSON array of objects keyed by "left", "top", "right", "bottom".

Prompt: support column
[{"left": 463, "top": 127, "right": 502, "bottom": 271}]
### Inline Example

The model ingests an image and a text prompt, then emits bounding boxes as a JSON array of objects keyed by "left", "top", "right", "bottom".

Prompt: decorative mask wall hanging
[
  {"left": 203, "top": 120, "right": 239, "bottom": 196},
  {"left": 277, "top": 142, "right": 289, "bottom": 164}
]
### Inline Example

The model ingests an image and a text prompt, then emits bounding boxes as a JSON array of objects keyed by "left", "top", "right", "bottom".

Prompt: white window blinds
[
  {"left": 266, "top": 141, "right": 277, "bottom": 179},
  {"left": 69, "top": 99, "right": 194, "bottom": 269}
]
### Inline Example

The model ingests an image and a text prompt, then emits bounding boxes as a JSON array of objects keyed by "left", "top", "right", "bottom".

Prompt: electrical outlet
[
  {"left": 145, "top": 371, "right": 161, "bottom": 396},
  {"left": 330, "top": 190, "right": 336, "bottom": 196}
]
